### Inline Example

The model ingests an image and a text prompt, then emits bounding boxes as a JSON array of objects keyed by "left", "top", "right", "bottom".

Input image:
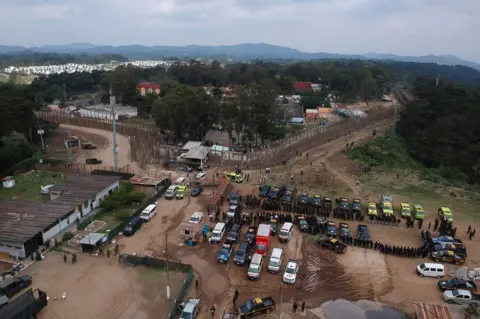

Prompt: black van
[
  {"left": 123, "top": 217, "right": 142, "bottom": 236},
  {"left": 0, "top": 275, "right": 32, "bottom": 298}
]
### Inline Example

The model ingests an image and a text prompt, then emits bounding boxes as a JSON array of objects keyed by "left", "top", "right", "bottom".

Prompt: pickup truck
[
  {"left": 238, "top": 297, "right": 276, "bottom": 316},
  {"left": 326, "top": 221, "right": 337, "bottom": 237},
  {"left": 318, "top": 237, "right": 347, "bottom": 253},
  {"left": 229, "top": 191, "right": 240, "bottom": 205},
  {"left": 297, "top": 216, "right": 309, "bottom": 232},
  {"left": 444, "top": 289, "right": 480, "bottom": 305},
  {"left": 217, "top": 244, "right": 233, "bottom": 264},
  {"left": 297, "top": 193, "right": 309, "bottom": 205},
  {"left": 339, "top": 223, "right": 351, "bottom": 238}
]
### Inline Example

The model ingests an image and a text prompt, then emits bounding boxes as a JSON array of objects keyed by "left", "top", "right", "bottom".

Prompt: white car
[
  {"left": 139, "top": 204, "right": 157, "bottom": 222},
  {"left": 283, "top": 259, "right": 299, "bottom": 284},
  {"left": 164, "top": 185, "right": 178, "bottom": 199},
  {"left": 189, "top": 212, "right": 203, "bottom": 223}
]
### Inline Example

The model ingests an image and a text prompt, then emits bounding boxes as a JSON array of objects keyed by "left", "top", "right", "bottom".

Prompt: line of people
[{"left": 374, "top": 242, "right": 428, "bottom": 259}]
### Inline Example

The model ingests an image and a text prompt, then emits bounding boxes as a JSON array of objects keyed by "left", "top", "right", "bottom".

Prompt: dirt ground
[
  {"left": 32, "top": 253, "right": 186, "bottom": 319},
  {"left": 34, "top": 111, "right": 480, "bottom": 319}
]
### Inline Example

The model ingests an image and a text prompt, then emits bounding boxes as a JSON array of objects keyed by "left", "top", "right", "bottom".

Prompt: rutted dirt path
[{"left": 291, "top": 120, "right": 392, "bottom": 197}]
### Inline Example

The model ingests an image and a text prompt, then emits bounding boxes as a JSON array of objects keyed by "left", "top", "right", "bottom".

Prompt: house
[
  {"left": 0, "top": 175, "right": 120, "bottom": 259},
  {"left": 129, "top": 175, "right": 171, "bottom": 197},
  {"left": 293, "top": 82, "right": 312, "bottom": 92},
  {"left": 137, "top": 82, "right": 161, "bottom": 96}
]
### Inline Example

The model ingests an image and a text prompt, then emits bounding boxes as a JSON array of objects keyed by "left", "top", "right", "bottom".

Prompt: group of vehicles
[
  {"left": 0, "top": 275, "right": 33, "bottom": 309},
  {"left": 164, "top": 176, "right": 204, "bottom": 199},
  {"left": 317, "top": 223, "right": 371, "bottom": 253},
  {"left": 212, "top": 219, "right": 300, "bottom": 284},
  {"left": 427, "top": 236, "right": 467, "bottom": 265},
  {"left": 367, "top": 194, "right": 454, "bottom": 222}
]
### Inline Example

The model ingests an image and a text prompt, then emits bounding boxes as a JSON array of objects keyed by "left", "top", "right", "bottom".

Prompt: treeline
[
  {"left": 396, "top": 77, "right": 480, "bottom": 184},
  {"left": 0, "top": 84, "right": 57, "bottom": 174},
  {"left": 0, "top": 53, "right": 128, "bottom": 68}
]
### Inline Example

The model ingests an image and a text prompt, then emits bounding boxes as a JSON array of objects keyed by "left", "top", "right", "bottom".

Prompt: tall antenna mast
[{"left": 110, "top": 83, "right": 119, "bottom": 171}]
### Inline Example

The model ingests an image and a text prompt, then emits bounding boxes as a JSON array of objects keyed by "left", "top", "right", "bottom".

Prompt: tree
[
  {"left": 151, "top": 85, "right": 218, "bottom": 140},
  {"left": 0, "top": 132, "right": 33, "bottom": 173}
]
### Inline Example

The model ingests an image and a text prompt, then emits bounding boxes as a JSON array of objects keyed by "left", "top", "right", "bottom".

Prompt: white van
[
  {"left": 165, "top": 185, "right": 178, "bottom": 199},
  {"left": 268, "top": 248, "right": 283, "bottom": 273},
  {"left": 174, "top": 177, "right": 186, "bottom": 185},
  {"left": 210, "top": 222, "right": 226, "bottom": 243},
  {"left": 417, "top": 263, "right": 445, "bottom": 278},
  {"left": 140, "top": 204, "right": 157, "bottom": 222},
  {"left": 279, "top": 222, "right": 293, "bottom": 243},
  {"left": 248, "top": 253, "right": 264, "bottom": 280}
]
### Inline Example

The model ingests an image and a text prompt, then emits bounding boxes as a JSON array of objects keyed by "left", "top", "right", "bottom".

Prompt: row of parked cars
[{"left": 212, "top": 219, "right": 301, "bottom": 284}]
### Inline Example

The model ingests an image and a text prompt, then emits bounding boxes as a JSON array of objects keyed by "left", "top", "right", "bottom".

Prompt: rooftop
[
  {"left": 78, "top": 232, "right": 107, "bottom": 245},
  {"left": 0, "top": 199, "right": 74, "bottom": 243},
  {"left": 181, "top": 141, "right": 202, "bottom": 152},
  {"left": 49, "top": 175, "right": 120, "bottom": 206},
  {"left": 180, "top": 146, "right": 211, "bottom": 160},
  {"left": 129, "top": 175, "right": 167, "bottom": 187}
]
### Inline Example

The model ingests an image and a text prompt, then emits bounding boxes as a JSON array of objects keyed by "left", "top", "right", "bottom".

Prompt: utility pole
[
  {"left": 165, "top": 234, "right": 171, "bottom": 300},
  {"left": 110, "top": 84, "right": 119, "bottom": 171}
]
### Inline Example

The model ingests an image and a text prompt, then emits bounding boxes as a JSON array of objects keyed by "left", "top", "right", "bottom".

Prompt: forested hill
[{"left": 397, "top": 77, "right": 480, "bottom": 184}]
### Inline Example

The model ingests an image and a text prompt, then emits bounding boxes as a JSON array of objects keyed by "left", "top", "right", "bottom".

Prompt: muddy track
[{"left": 290, "top": 121, "right": 392, "bottom": 196}]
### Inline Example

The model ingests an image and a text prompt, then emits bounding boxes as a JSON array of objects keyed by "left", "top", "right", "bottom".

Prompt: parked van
[
  {"left": 417, "top": 263, "right": 445, "bottom": 278},
  {"left": 174, "top": 177, "right": 187, "bottom": 186},
  {"left": 279, "top": 222, "right": 293, "bottom": 243},
  {"left": 268, "top": 248, "right": 283, "bottom": 273},
  {"left": 165, "top": 185, "right": 178, "bottom": 199},
  {"left": 227, "top": 205, "right": 241, "bottom": 218},
  {"left": 210, "top": 222, "right": 226, "bottom": 243},
  {"left": 248, "top": 253, "right": 264, "bottom": 280},
  {"left": 140, "top": 204, "right": 157, "bottom": 222},
  {"left": 123, "top": 216, "right": 142, "bottom": 236}
]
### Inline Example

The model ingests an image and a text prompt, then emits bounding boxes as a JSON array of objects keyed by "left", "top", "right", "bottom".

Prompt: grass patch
[
  {"left": 0, "top": 171, "right": 64, "bottom": 201},
  {"left": 95, "top": 204, "right": 142, "bottom": 230},
  {"left": 0, "top": 73, "right": 9, "bottom": 83}
]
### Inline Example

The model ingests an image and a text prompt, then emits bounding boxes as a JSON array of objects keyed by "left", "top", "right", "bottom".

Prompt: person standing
[
  {"left": 63, "top": 254, "right": 67, "bottom": 264},
  {"left": 301, "top": 301, "right": 306, "bottom": 313},
  {"left": 195, "top": 279, "right": 199, "bottom": 290},
  {"left": 210, "top": 306, "right": 216, "bottom": 319},
  {"left": 292, "top": 301, "right": 298, "bottom": 313}
]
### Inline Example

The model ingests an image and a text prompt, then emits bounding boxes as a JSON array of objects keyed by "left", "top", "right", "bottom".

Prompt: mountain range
[{"left": 1, "top": 42, "right": 479, "bottom": 70}]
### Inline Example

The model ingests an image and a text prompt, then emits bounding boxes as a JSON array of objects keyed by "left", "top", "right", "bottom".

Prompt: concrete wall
[{"left": 0, "top": 241, "right": 26, "bottom": 259}]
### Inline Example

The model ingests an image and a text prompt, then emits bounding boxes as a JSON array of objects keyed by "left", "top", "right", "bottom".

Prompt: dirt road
[{"left": 61, "top": 124, "right": 132, "bottom": 169}]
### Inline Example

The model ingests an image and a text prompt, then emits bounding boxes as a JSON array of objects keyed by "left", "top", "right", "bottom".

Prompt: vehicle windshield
[
  {"left": 269, "top": 258, "right": 281, "bottom": 267},
  {"left": 419, "top": 264, "right": 426, "bottom": 270},
  {"left": 248, "top": 266, "right": 259, "bottom": 274},
  {"left": 236, "top": 250, "right": 245, "bottom": 257},
  {"left": 286, "top": 267, "right": 296, "bottom": 274},
  {"left": 180, "top": 311, "right": 192, "bottom": 319},
  {"left": 190, "top": 216, "right": 200, "bottom": 222},
  {"left": 240, "top": 301, "right": 253, "bottom": 313},
  {"left": 256, "top": 244, "right": 267, "bottom": 251},
  {"left": 124, "top": 226, "right": 132, "bottom": 231},
  {"left": 299, "top": 221, "right": 307, "bottom": 226},
  {"left": 212, "top": 232, "right": 221, "bottom": 238},
  {"left": 452, "top": 290, "right": 459, "bottom": 296},
  {"left": 166, "top": 190, "right": 174, "bottom": 195},
  {"left": 447, "top": 279, "right": 456, "bottom": 285},
  {"left": 141, "top": 212, "right": 149, "bottom": 216},
  {"left": 280, "top": 230, "right": 289, "bottom": 237}
]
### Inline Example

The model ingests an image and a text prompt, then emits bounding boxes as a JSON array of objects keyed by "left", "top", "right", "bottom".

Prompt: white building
[{"left": 0, "top": 175, "right": 120, "bottom": 259}]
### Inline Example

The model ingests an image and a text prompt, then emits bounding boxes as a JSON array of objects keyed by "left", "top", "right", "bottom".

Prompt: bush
[
  {"left": 124, "top": 191, "right": 146, "bottom": 204},
  {"left": 114, "top": 210, "right": 134, "bottom": 220},
  {"left": 77, "top": 220, "right": 89, "bottom": 230},
  {"left": 62, "top": 231, "right": 74, "bottom": 241}
]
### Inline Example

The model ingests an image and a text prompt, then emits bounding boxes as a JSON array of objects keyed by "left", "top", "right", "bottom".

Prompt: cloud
[{"left": 0, "top": 0, "right": 478, "bottom": 62}]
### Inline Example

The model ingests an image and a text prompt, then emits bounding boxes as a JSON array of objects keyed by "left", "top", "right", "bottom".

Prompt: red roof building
[
  {"left": 137, "top": 82, "right": 161, "bottom": 96},
  {"left": 293, "top": 81, "right": 312, "bottom": 92}
]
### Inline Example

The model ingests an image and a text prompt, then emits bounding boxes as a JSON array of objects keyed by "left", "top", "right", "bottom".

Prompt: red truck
[{"left": 255, "top": 224, "right": 271, "bottom": 256}]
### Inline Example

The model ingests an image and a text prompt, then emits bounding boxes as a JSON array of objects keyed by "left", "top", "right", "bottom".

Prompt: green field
[
  {"left": 0, "top": 171, "right": 64, "bottom": 201},
  {"left": 95, "top": 205, "right": 140, "bottom": 231},
  {"left": 0, "top": 73, "right": 9, "bottom": 83}
]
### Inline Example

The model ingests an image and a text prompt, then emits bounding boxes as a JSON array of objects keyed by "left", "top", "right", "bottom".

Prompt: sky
[{"left": 0, "top": 0, "right": 478, "bottom": 62}]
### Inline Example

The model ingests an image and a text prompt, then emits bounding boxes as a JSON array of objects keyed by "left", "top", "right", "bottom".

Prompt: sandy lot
[{"left": 32, "top": 253, "right": 186, "bottom": 319}]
